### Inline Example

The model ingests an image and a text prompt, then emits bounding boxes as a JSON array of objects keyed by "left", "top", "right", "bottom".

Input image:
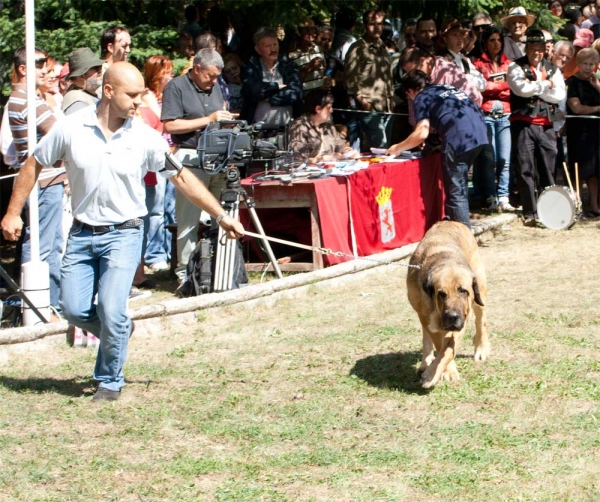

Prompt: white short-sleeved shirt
[{"left": 34, "top": 105, "right": 173, "bottom": 225}]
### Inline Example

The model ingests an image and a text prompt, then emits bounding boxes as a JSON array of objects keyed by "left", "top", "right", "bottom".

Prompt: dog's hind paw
[{"left": 474, "top": 344, "right": 490, "bottom": 362}]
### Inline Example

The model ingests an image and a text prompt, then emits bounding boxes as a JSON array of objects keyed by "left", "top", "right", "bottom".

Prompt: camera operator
[{"left": 161, "top": 48, "right": 233, "bottom": 283}]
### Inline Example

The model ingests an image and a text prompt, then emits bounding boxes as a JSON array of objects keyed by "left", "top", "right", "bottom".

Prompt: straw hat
[{"left": 501, "top": 6, "right": 536, "bottom": 28}]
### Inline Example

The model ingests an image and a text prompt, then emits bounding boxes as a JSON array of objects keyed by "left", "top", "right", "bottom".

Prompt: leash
[{"left": 240, "top": 229, "right": 421, "bottom": 269}]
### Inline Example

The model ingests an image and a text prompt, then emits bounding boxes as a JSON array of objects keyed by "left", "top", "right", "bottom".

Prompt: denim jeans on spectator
[
  {"left": 360, "top": 111, "right": 392, "bottom": 149},
  {"left": 143, "top": 175, "right": 169, "bottom": 266},
  {"left": 485, "top": 115, "right": 512, "bottom": 199},
  {"left": 442, "top": 146, "right": 484, "bottom": 228},
  {"left": 21, "top": 182, "right": 65, "bottom": 309},
  {"left": 60, "top": 224, "right": 142, "bottom": 392},
  {"left": 164, "top": 180, "right": 176, "bottom": 261}
]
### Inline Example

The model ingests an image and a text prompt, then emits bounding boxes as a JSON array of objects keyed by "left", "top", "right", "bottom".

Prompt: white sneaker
[
  {"left": 498, "top": 197, "right": 516, "bottom": 212},
  {"left": 148, "top": 261, "right": 169, "bottom": 271}
]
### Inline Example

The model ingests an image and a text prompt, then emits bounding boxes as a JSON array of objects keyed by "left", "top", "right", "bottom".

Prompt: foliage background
[{"left": 0, "top": 0, "right": 558, "bottom": 99}]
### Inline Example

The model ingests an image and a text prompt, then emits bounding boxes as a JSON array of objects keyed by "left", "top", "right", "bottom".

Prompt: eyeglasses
[
  {"left": 473, "top": 24, "right": 492, "bottom": 31},
  {"left": 34, "top": 57, "right": 47, "bottom": 69}
]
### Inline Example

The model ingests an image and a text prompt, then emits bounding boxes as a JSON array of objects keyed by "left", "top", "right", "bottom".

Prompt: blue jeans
[
  {"left": 164, "top": 180, "right": 176, "bottom": 261},
  {"left": 443, "top": 146, "right": 484, "bottom": 228},
  {"left": 60, "top": 224, "right": 143, "bottom": 391},
  {"left": 21, "top": 182, "right": 65, "bottom": 308},
  {"left": 360, "top": 111, "right": 392, "bottom": 149},
  {"left": 485, "top": 115, "right": 512, "bottom": 199},
  {"left": 143, "top": 175, "right": 169, "bottom": 265}
]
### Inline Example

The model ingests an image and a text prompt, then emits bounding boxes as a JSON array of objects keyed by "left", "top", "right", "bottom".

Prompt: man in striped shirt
[{"left": 7, "top": 45, "right": 66, "bottom": 313}]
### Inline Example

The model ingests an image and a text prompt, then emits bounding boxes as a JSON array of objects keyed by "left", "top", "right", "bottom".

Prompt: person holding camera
[
  {"left": 161, "top": 48, "right": 234, "bottom": 283},
  {"left": 1, "top": 63, "right": 244, "bottom": 401}
]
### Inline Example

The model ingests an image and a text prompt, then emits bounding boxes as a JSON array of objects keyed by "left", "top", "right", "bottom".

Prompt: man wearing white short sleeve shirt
[{"left": 1, "top": 63, "right": 244, "bottom": 402}]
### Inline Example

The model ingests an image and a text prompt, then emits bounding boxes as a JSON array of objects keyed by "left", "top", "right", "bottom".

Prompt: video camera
[{"left": 196, "top": 120, "right": 288, "bottom": 175}]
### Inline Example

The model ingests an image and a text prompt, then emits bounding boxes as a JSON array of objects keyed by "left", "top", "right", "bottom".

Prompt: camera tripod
[
  {"left": 0, "top": 264, "right": 49, "bottom": 324},
  {"left": 213, "top": 166, "right": 283, "bottom": 292}
]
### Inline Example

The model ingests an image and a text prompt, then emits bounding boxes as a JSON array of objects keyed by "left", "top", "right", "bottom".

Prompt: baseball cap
[{"left": 67, "top": 47, "right": 105, "bottom": 78}]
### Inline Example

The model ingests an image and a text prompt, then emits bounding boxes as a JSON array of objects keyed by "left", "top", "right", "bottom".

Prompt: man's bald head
[
  {"left": 101, "top": 61, "right": 145, "bottom": 120},
  {"left": 103, "top": 61, "right": 144, "bottom": 90}
]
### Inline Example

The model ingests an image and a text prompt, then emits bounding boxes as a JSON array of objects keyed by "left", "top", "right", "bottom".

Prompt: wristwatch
[{"left": 216, "top": 212, "right": 227, "bottom": 225}]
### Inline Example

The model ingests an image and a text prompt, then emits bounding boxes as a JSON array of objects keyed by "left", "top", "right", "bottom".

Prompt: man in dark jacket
[{"left": 240, "top": 27, "right": 303, "bottom": 130}]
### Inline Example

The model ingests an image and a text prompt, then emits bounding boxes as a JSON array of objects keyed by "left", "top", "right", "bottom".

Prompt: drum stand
[{"left": 213, "top": 166, "right": 283, "bottom": 292}]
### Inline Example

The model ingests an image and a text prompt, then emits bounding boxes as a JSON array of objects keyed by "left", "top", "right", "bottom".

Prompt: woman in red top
[{"left": 473, "top": 27, "right": 515, "bottom": 212}]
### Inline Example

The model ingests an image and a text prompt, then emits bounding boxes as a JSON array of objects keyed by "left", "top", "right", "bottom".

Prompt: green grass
[{"left": 2, "top": 223, "right": 600, "bottom": 500}]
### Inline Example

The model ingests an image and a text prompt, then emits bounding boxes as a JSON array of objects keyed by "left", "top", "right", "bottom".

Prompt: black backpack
[{"left": 177, "top": 229, "right": 248, "bottom": 297}]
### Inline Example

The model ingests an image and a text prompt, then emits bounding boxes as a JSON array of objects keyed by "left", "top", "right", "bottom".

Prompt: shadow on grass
[
  {"left": 350, "top": 351, "right": 431, "bottom": 395},
  {"left": 0, "top": 375, "right": 95, "bottom": 397}
]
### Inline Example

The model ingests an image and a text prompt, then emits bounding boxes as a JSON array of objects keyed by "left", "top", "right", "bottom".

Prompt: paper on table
[
  {"left": 370, "top": 147, "right": 388, "bottom": 155},
  {"left": 328, "top": 160, "right": 370, "bottom": 176}
]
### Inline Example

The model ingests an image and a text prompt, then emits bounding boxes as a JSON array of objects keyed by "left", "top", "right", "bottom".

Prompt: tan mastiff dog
[{"left": 406, "top": 221, "right": 490, "bottom": 388}]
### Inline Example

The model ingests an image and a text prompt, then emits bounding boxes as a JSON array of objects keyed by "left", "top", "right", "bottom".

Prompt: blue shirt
[{"left": 413, "top": 84, "right": 488, "bottom": 156}]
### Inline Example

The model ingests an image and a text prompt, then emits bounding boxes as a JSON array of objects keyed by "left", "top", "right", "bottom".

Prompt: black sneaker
[
  {"left": 92, "top": 388, "right": 121, "bottom": 402},
  {"left": 523, "top": 217, "right": 542, "bottom": 228}
]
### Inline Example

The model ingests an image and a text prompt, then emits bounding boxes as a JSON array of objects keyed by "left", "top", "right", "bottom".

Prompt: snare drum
[{"left": 537, "top": 186, "right": 580, "bottom": 230}]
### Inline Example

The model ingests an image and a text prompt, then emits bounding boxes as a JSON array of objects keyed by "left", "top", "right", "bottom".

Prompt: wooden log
[{"left": 0, "top": 213, "right": 518, "bottom": 345}]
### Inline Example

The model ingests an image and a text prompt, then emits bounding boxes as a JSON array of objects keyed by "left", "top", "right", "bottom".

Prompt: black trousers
[{"left": 511, "top": 121, "right": 557, "bottom": 218}]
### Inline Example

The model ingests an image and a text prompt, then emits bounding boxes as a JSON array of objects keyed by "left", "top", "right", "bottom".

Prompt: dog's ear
[
  {"left": 472, "top": 276, "right": 485, "bottom": 306},
  {"left": 422, "top": 275, "right": 435, "bottom": 299}
]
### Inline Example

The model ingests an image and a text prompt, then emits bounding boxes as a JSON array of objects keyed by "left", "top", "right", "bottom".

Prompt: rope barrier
[
  {"left": 332, "top": 107, "right": 600, "bottom": 120},
  {"left": 333, "top": 107, "right": 409, "bottom": 117}
]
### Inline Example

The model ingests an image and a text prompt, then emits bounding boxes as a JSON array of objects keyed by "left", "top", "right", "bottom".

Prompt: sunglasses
[
  {"left": 473, "top": 24, "right": 492, "bottom": 31},
  {"left": 34, "top": 57, "right": 47, "bottom": 69}
]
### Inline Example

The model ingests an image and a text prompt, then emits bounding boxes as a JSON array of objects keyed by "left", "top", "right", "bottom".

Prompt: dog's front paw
[
  {"left": 474, "top": 344, "right": 490, "bottom": 362},
  {"left": 420, "top": 368, "right": 440, "bottom": 389}
]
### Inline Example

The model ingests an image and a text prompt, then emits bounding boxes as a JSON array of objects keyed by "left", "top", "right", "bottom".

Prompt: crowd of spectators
[{"left": 2, "top": 0, "right": 600, "bottom": 311}]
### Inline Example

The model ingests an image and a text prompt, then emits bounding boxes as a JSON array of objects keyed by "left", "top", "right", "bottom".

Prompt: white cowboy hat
[{"left": 501, "top": 6, "right": 536, "bottom": 28}]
